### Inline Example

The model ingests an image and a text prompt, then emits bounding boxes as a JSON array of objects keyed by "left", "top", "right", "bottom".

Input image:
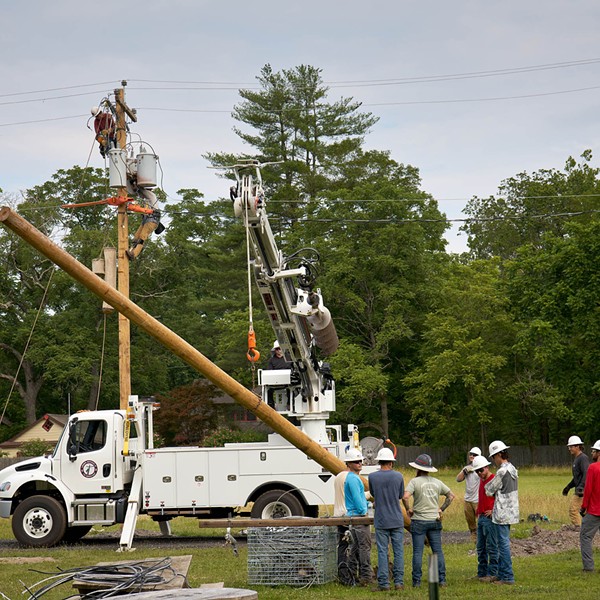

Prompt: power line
[
  {"left": 326, "top": 57, "right": 600, "bottom": 87},
  {"left": 0, "top": 81, "right": 120, "bottom": 99},
  {"left": 366, "top": 84, "right": 600, "bottom": 107},
  {"left": 275, "top": 209, "right": 600, "bottom": 225},
  {"left": 0, "top": 90, "right": 111, "bottom": 108},
  {"left": 1, "top": 55, "right": 600, "bottom": 111},
  {"left": 129, "top": 82, "right": 600, "bottom": 115},
  {"left": 2, "top": 58, "right": 600, "bottom": 101},
  {"left": 1, "top": 75, "right": 597, "bottom": 127},
  {"left": 0, "top": 114, "right": 88, "bottom": 128},
  {"left": 265, "top": 193, "right": 600, "bottom": 203},
  {"left": 15, "top": 192, "right": 600, "bottom": 209},
  {"left": 160, "top": 207, "right": 600, "bottom": 226},
  {"left": 127, "top": 58, "right": 600, "bottom": 88}
]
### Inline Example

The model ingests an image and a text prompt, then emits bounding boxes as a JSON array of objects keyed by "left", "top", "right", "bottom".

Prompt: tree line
[{"left": 1, "top": 64, "right": 599, "bottom": 451}]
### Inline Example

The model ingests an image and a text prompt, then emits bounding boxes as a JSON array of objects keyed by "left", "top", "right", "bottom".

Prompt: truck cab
[{"left": 0, "top": 409, "right": 135, "bottom": 546}]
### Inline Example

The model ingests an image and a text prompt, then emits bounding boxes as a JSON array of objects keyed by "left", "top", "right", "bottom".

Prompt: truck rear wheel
[
  {"left": 12, "top": 495, "right": 67, "bottom": 547},
  {"left": 251, "top": 489, "right": 305, "bottom": 519}
]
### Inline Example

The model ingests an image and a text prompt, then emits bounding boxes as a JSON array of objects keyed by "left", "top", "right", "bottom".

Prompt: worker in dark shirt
[
  {"left": 267, "top": 341, "right": 289, "bottom": 370},
  {"left": 563, "top": 435, "right": 590, "bottom": 526}
]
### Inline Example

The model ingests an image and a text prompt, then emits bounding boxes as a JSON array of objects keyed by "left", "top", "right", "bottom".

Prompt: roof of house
[{"left": 0, "top": 413, "right": 69, "bottom": 449}]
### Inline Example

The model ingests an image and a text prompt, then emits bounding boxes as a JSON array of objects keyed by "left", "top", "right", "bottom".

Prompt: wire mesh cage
[{"left": 247, "top": 525, "right": 338, "bottom": 586}]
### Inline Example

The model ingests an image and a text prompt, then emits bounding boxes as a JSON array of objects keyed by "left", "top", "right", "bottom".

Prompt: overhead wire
[
  {"left": 0, "top": 114, "right": 88, "bottom": 127},
  {"left": 128, "top": 57, "right": 600, "bottom": 87},
  {"left": 2, "top": 58, "right": 600, "bottom": 100},
  {"left": 133, "top": 80, "right": 600, "bottom": 113},
  {"left": 0, "top": 90, "right": 120, "bottom": 108},
  {"left": 0, "top": 80, "right": 122, "bottom": 99},
  {"left": 14, "top": 194, "right": 600, "bottom": 227},
  {"left": 1, "top": 56, "right": 600, "bottom": 126}
]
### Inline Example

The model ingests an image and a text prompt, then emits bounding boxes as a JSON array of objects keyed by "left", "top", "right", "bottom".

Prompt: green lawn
[{"left": 0, "top": 467, "right": 596, "bottom": 600}]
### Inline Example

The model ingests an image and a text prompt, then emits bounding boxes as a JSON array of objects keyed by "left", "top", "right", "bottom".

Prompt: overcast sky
[{"left": 2, "top": 1, "right": 600, "bottom": 252}]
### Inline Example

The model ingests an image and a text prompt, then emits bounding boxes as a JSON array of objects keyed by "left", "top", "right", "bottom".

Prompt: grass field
[{"left": 0, "top": 467, "right": 597, "bottom": 600}]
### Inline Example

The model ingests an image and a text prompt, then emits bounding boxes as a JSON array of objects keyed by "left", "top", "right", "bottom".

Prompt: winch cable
[{"left": 243, "top": 197, "right": 260, "bottom": 385}]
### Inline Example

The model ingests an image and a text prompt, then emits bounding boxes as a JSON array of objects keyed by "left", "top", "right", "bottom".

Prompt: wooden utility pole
[{"left": 114, "top": 82, "right": 137, "bottom": 409}]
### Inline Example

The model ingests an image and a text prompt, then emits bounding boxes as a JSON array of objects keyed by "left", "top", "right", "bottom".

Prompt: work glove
[
  {"left": 562, "top": 486, "right": 570, "bottom": 496},
  {"left": 580, "top": 507, "right": 586, "bottom": 518}
]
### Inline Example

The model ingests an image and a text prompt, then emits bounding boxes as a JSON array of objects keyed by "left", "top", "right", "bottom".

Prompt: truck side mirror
[{"left": 68, "top": 418, "right": 79, "bottom": 462}]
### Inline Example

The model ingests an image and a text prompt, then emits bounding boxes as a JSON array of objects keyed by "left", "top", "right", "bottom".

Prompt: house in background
[
  {"left": 0, "top": 414, "right": 68, "bottom": 457},
  {"left": 212, "top": 394, "right": 270, "bottom": 433}
]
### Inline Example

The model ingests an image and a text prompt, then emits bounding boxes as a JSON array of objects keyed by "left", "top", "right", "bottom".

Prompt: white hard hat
[
  {"left": 344, "top": 448, "right": 364, "bottom": 462},
  {"left": 471, "top": 455, "right": 491, "bottom": 470},
  {"left": 591, "top": 440, "right": 600, "bottom": 452},
  {"left": 469, "top": 447, "right": 482, "bottom": 456},
  {"left": 488, "top": 440, "right": 510, "bottom": 457},
  {"left": 376, "top": 448, "right": 396, "bottom": 462},
  {"left": 272, "top": 340, "right": 280, "bottom": 350},
  {"left": 567, "top": 435, "right": 584, "bottom": 446}
]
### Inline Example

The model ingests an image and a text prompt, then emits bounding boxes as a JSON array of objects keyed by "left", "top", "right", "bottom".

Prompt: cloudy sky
[{"left": 2, "top": 1, "right": 600, "bottom": 252}]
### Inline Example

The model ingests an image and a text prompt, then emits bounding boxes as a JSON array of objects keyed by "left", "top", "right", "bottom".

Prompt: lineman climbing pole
[
  {"left": 69, "top": 82, "right": 160, "bottom": 409},
  {"left": 114, "top": 83, "right": 137, "bottom": 409}
]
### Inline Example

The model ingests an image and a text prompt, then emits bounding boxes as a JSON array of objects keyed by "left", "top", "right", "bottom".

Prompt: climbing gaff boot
[{"left": 126, "top": 219, "right": 158, "bottom": 260}]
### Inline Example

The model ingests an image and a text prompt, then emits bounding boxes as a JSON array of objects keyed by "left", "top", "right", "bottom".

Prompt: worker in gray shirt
[{"left": 456, "top": 446, "right": 481, "bottom": 543}]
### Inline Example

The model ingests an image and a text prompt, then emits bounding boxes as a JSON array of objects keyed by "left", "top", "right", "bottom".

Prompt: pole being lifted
[
  {"left": 114, "top": 81, "right": 137, "bottom": 410},
  {"left": 0, "top": 206, "right": 349, "bottom": 478}
]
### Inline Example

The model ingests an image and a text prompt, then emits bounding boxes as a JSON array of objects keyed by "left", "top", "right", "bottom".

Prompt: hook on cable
[{"left": 246, "top": 329, "right": 260, "bottom": 363}]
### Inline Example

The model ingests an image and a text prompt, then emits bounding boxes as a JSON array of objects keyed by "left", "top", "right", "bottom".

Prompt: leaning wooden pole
[{"left": 0, "top": 206, "right": 348, "bottom": 477}]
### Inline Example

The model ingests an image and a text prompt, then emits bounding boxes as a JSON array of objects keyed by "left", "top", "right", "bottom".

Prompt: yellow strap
[{"left": 123, "top": 419, "right": 131, "bottom": 456}]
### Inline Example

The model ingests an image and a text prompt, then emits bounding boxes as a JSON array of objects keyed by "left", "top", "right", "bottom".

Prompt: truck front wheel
[
  {"left": 251, "top": 489, "right": 305, "bottom": 519},
  {"left": 12, "top": 496, "right": 67, "bottom": 547}
]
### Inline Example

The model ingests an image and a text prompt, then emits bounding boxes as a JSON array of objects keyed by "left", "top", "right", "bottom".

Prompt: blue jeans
[
  {"left": 476, "top": 516, "right": 498, "bottom": 577},
  {"left": 494, "top": 523, "right": 514, "bottom": 582},
  {"left": 410, "top": 519, "right": 446, "bottom": 585},
  {"left": 375, "top": 527, "right": 404, "bottom": 588}
]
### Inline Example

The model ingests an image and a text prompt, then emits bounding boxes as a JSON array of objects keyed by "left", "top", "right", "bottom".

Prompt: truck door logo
[{"left": 80, "top": 460, "right": 98, "bottom": 478}]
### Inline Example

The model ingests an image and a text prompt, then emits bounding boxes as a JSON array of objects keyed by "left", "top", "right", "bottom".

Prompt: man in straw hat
[{"left": 403, "top": 454, "right": 455, "bottom": 588}]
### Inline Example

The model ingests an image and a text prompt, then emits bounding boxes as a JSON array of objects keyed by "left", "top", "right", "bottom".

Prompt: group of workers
[
  {"left": 454, "top": 442, "right": 519, "bottom": 585},
  {"left": 335, "top": 445, "right": 461, "bottom": 590},
  {"left": 334, "top": 434, "right": 600, "bottom": 590}
]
